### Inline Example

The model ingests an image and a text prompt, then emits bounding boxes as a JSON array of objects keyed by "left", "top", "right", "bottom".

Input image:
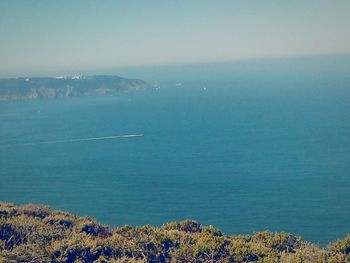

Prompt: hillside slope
[
  {"left": 0, "top": 202, "right": 349, "bottom": 262},
  {"left": 0, "top": 75, "right": 148, "bottom": 100}
]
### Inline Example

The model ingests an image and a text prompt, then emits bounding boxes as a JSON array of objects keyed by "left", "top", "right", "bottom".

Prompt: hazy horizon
[
  {"left": 1, "top": 0, "right": 350, "bottom": 76},
  {"left": 1, "top": 53, "right": 350, "bottom": 81}
]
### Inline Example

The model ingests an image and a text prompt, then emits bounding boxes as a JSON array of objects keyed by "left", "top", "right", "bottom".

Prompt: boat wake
[{"left": 9, "top": 134, "right": 144, "bottom": 147}]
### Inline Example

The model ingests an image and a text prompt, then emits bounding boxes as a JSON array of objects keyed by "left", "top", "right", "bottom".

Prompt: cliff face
[{"left": 0, "top": 75, "right": 149, "bottom": 100}]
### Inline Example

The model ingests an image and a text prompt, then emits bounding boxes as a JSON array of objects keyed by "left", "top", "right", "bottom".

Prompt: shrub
[{"left": 0, "top": 202, "right": 349, "bottom": 262}]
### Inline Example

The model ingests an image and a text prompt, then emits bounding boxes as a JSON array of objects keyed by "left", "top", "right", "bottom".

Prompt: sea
[{"left": 1, "top": 55, "right": 349, "bottom": 245}]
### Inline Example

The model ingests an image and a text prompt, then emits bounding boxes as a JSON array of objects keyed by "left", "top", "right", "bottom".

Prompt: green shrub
[{"left": 0, "top": 202, "right": 349, "bottom": 262}]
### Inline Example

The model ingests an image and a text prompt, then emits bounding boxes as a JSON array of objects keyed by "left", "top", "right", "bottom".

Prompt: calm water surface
[{"left": 1, "top": 68, "right": 349, "bottom": 245}]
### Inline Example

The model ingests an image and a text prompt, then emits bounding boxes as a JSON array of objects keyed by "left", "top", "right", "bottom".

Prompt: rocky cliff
[{"left": 0, "top": 75, "right": 149, "bottom": 100}]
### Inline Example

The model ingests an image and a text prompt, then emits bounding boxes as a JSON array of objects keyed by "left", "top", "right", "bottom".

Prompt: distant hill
[{"left": 0, "top": 75, "right": 149, "bottom": 100}]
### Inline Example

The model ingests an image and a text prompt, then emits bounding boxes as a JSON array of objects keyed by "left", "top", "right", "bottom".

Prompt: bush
[{"left": 0, "top": 202, "right": 349, "bottom": 262}]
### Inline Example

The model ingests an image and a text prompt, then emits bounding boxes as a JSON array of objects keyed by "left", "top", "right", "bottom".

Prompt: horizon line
[{"left": 0, "top": 51, "right": 349, "bottom": 78}]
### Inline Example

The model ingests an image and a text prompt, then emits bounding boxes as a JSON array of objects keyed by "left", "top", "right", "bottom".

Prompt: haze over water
[{"left": 1, "top": 56, "right": 349, "bottom": 245}]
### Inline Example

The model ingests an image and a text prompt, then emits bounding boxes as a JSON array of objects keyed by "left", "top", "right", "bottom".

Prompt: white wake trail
[{"left": 11, "top": 134, "right": 144, "bottom": 146}]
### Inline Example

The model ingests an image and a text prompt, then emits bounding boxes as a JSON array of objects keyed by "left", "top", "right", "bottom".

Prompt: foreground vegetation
[{"left": 0, "top": 203, "right": 349, "bottom": 262}]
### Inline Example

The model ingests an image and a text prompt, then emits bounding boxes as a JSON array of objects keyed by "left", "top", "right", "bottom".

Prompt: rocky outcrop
[{"left": 0, "top": 75, "right": 149, "bottom": 100}]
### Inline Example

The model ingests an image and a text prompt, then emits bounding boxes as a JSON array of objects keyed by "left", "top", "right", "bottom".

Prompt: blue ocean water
[{"left": 1, "top": 57, "right": 350, "bottom": 245}]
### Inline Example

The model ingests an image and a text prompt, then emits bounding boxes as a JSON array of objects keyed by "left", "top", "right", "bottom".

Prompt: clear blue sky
[{"left": 0, "top": 0, "right": 349, "bottom": 75}]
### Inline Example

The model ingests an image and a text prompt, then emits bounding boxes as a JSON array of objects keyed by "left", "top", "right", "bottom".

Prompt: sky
[{"left": 0, "top": 0, "right": 349, "bottom": 76}]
